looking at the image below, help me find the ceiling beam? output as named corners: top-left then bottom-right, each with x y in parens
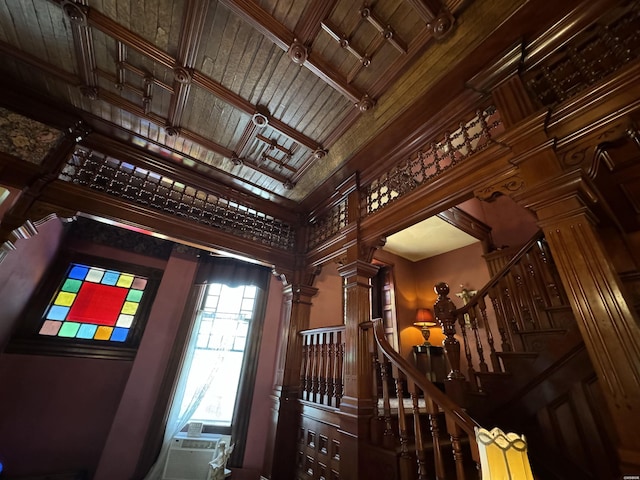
top-left (167, 0), bottom-right (210, 130)
top-left (218, 0), bottom-right (368, 105)
top-left (403, 0), bottom-right (443, 23)
top-left (60, 1), bottom-right (98, 97)
top-left (0, 41), bottom-right (80, 86)
top-left (294, 0), bottom-right (339, 44)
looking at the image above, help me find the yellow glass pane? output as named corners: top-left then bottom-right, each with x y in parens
top-left (94, 326), bottom-right (113, 340)
top-left (121, 301), bottom-right (139, 315)
top-left (116, 274), bottom-right (134, 288)
top-left (54, 291), bottom-right (76, 307)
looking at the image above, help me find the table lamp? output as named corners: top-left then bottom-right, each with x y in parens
top-left (414, 308), bottom-right (437, 346)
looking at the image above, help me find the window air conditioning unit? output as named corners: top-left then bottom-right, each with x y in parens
top-left (162, 433), bottom-right (231, 480)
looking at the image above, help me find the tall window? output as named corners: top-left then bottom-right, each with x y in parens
top-left (151, 257), bottom-right (270, 471)
top-left (181, 282), bottom-right (257, 427)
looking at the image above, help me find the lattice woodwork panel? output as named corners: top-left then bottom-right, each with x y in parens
top-left (525, 6), bottom-right (640, 107)
top-left (58, 147), bottom-right (296, 250)
top-left (307, 199), bottom-right (348, 249)
top-left (363, 105), bottom-right (503, 215)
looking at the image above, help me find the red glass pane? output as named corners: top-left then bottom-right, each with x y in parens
top-left (67, 283), bottom-right (127, 326)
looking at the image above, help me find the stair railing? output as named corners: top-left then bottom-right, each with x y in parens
top-left (435, 231), bottom-right (571, 392)
top-left (366, 318), bottom-right (482, 480)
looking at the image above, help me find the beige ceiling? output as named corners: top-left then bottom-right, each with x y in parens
top-left (383, 216), bottom-right (479, 262)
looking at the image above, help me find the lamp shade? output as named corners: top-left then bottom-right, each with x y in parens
top-left (414, 308), bottom-right (437, 346)
top-left (414, 308), bottom-right (435, 325)
top-left (475, 427), bottom-right (534, 480)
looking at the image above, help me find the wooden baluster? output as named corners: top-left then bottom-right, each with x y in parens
top-left (318, 333), bottom-right (326, 405)
top-left (301, 334), bottom-right (309, 400)
top-left (426, 397), bottom-right (445, 479)
top-left (408, 382), bottom-right (427, 480)
top-left (334, 332), bottom-right (343, 406)
top-left (469, 306), bottom-right (488, 373)
top-left (448, 422), bottom-right (466, 480)
top-left (500, 278), bottom-right (524, 350)
top-left (312, 336), bottom-right (318, 402)
top-left (478, 295), bottom-right (500, 371)
top-left (393, 367), bottom-right (413, 478)
top-left (325, 331), bottom-right (335, 406)
top-left (489, 284), bottom-right (512, 352)
top-left (378, 345), bottom-right (396, 448)
top-left (459, 319), bottom-right (477, 390)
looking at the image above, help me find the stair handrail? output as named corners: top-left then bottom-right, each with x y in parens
top-left (455, 230), bottom-right (544, 317)
top-left (370, 317), bottom-right (482, 464)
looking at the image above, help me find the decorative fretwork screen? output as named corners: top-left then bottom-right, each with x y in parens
top-left (307, 199), bottom-right (348, 250)
top-left (362, 105), bottom-right (503, 216)
top-left (59, 147), bottom-right (296, 250)
top-left (524, 6), bottom-right (640, 107)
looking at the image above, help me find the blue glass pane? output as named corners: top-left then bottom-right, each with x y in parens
top-left (110, 327), bottom-right (129, 342)
top-left (77, 324), bottom-right (98, 339)
top-left (46, 305), bottom-right (70, 321)
top-left (68, 265), bottom-right (89, 280)
top-left (102, 271), bottom-right (120, 286)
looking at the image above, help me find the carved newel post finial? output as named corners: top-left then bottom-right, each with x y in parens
top-left (433, 282), bottom-right (465, 381)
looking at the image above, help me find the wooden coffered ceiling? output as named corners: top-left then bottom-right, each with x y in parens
top-left (0, 0), bottom-right (469, 207)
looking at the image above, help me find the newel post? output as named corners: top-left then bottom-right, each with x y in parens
top-left (433, 282), bottom-right (468, 405)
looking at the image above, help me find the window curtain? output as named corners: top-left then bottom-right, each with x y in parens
top-left (143, 256), bottom-right (271, 479)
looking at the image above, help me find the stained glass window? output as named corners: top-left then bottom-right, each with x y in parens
top-left (39, 263), bottom-right (148, 343)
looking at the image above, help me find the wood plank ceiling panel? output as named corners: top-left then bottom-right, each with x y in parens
top-left (1, 0), bottom-right (77, 74)
top-left (256, 0), bottom-right (306, 32)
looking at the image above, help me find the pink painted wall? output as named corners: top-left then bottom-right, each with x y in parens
top-left (239, 277), bottom-right (283, 476)
top-left (94, 248), bottom-right (198, 480)
top-left (0, 217), bottom-right (64, 351)
top-left (309, 262), bottom-right (343, 328)
top-left (459, 196), bottom-right (539, 249)
top-left (0, 354), bottom-right (131, 478)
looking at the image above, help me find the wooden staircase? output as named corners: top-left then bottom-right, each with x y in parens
top-left (295, 231), bottom-right (625, 479)
top-left (426, 231), bottom-right (621, 479)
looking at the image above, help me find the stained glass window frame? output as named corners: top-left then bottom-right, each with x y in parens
top-left (7, 251), bottom-right (162, 360)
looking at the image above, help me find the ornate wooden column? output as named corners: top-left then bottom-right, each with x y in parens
top-left (264, 274), bottom-right (318, 480)
top-left (337, 259), bottom-right (378, 480)
top-left (514, 170), bottom-right (640, 473)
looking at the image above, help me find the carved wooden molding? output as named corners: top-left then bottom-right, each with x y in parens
top-left (294, 0), bottom-right (339, 44)
top-left (474, 171), bottom-right (526, 202)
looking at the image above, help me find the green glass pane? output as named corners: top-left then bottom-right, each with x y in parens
top-left (61, 278), bottom-right (82, 293)
top-left (126, 289), bottom-right (143, 302)
top-left (58, 322), bottom-right (81, 337)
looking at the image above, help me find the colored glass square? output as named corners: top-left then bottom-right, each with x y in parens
top-left (116, 275), bottom-right (134, 288)
top-left (39, 320), bottom-right (62, 336)
top-left (54, 291), bottom-right (76, 307)
top-left (102, 271), bottom-right (120, 286)
top-left (46, 305), bottom-right (69, 321)
top-left (85, 268), bottom-right (105, 283)
top-left (110, 327), bottom-right (129, 342)
top-left (121, 301), bottom-right (139, 315)
top-left (68, 265), bottom-right (89, 280)
top-left (76, 324), bottom-right (98, 339)
top-left (61, 278), bottom-right (82, 293)
top-left (58, 322), bottom-right (80, 337)
top-left (94, 326), bottom-right (113, 340)
top-left (67, 283), bottom-right (127, 325)
top-left (126, 289), bottom-right (143, 302)
top-left (116, 314), bottom-right (134, 328)
top-left (131, 277), bottom-right (147, 290)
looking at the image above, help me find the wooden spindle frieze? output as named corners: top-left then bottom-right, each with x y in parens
top-left (299, 326), bottom-right (345, 408)
top-left (58, 147), bottom-right (296, 250)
